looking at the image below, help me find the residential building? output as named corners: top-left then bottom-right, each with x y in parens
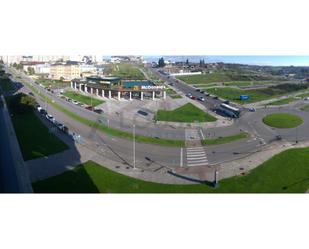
top-left (49, 62), bottom-right (81, 80)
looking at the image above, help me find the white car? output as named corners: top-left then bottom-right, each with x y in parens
top-left (37, 106), bottom-right (42, 112)
top-left (46, 114), bottom-right (56, 123)
top-left (72, 100), bottom-right (79, 105)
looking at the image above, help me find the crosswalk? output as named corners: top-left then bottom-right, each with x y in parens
top-left (186, 147), bottom-right (209, 167)
top-left (185, 129), bottom-right (201, 141)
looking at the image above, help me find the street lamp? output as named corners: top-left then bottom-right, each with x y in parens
top-left (296, 126), bottom-right (298, 144)
top-left (133, 123), bottom-right (136, 169)
top-left (213, 170), bottom-right (219, 188)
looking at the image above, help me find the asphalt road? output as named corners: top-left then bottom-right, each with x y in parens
top-left (6, 65), bottom-right (309, 168)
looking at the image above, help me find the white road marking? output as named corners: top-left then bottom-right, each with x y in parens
top-left (186, 147), bottom-right (209, 167)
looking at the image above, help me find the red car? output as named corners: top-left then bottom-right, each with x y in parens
top-left (191, 96), bottom-right (196, 100)
top-left (85, 106), bottom-right (94, 111)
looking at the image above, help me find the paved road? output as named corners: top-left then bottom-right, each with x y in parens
top-left (6, 66), bottom-right (309, 167)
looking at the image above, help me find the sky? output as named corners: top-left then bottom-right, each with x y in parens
top-left (142, 56), bottom-right (309, 67)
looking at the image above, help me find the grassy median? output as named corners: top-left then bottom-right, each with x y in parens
top-left (263, 113), bottom-right (303, 129)
top-left (267, 97), bottom-right (296, 106)
top-left (33, 146), bottom-right (309, 193)
top-left (202, 132), bottom-right (248, 146)
top-left (155, 103), bottom-right (217, 123)
top-left (63, 91), bottom-right (104, 106)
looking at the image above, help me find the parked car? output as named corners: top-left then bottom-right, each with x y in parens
top-left (137, 110), bottom-right (148, 116)
top-left (204, 92), bottom-right (210, 96)
top-left (72, 100), bottom-right (79, 105)
top-left (197, 96), bottom-right (205, 102)
top-left (39, 109), bottom-right (47, 115)
top-left (213, 96), bottom-right (218, 100)
top-left (37, 106), bottom-right (42, 112)
top-left (85, 106), bottom-right (94, 111)
top-left (56, 123), bottom-right (65, 131)
top-left (191, 96), bottom-right (196, 100)
top-left (196, 89), bottom-right (201, 92)
top-left (223, 100), bottom-right (230, 104)
top-left (28, 92), bottom-right (34, 96)
top-left (248, 107), bottom-right (256, 112)
top-left (186, 93), bottom-right (192, 97)
top-left (94, 108), bottom-right (104, 114)
top-left (200, 90), bottom-right (205, 94)
top-left (46, 114), bottom-right (55, 123)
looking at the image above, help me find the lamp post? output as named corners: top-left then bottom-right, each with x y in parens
top-left (214, 170), bottom-right (219, 188)
top-left (296, 126), bottom-right (298, 144)
top-left (133, 123), bottom-right (136, 169)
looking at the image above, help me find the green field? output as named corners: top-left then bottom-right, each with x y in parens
top-left (33, 146), bottom-right (309, 193)
top-left (263, 113), bottom-right (303, 129)
top-left (155, 103), bottom-right (217, 123)
top-left (63, 91), bottom-right (104, 106)
top-left (177, 73), bottom-right (232, 85)
top-left (268, 97), bottom-right (297, 106)
top-left (176, 70), bottom-right (277, 86)
top-left (104, 64), bottom-right (145, 80)
top-left (202, 132), bottom-right (248, 146)
top-left (6, 95), bottom-right (69, 160)
top-left (206, 87), bottom-right (287, 103)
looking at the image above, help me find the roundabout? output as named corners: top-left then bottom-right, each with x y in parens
top-left (262, 113), bottom-right (303, 129)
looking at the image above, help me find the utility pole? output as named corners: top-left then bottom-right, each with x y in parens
top-left (296, 126), bottom-right (298, 144)
top-left (133, 123), bottom-right (136, 169)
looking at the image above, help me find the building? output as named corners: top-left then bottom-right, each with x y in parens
top-left (0, 55), bottom-right (70, 64)
top-left (49, 62), bottom-right (81, 80)
top-left (70, 78), bottom-right (166, 101)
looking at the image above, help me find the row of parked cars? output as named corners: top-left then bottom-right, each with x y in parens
top-left (37, 106), bottom-right (68, 133)
top-left (57, 94), bottom-right (104, 114)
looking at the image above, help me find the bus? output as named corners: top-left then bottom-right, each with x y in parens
top-left (219, 103), bottom-right (241, 118)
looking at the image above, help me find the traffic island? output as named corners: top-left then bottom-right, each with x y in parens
top-left (262, 113), bottom-right (303, 129)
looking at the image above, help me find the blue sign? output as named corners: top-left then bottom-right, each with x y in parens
top-left (240, 95), bottom-right (250, 100)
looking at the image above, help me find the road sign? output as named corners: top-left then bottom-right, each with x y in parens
top-left (240, 95), bottom-right (250, 100)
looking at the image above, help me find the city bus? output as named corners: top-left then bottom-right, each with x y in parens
top-left (219, 103), bottom-right (241, 118)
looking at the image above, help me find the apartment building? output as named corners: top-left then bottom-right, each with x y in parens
top-left (49, 62), bottom-right (81, 80)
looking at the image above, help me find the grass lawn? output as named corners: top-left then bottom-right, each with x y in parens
top-left (206, 87), bottom-right (287, 103)
top-left (202, 132), bottom-right (248, 146)
top-left (166, 88), bottom-right (182, 99)
top-left (63, 91), bottom-right (104, 106)
top-left (267, 97), bottom-right (296, 106)
top-left (300, 104), bottom-right (309, 111)
top-left (104, 64), bottom-right (145, 80)
top-left (263, 113), bottom-right (303, 129)
top-left (177, 73), bottom-right (232, 85)
top-left (155, 103), bottom-right (217, 123)
top-left (33, 147), bottom-right (309, 193)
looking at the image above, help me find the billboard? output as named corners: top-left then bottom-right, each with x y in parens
top-left (240, 95), bottom-right (250, 100)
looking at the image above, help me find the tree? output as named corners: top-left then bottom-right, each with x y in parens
top-left (158, 57), bottom-right (165, 68)
top-left (27, 67), bottom-right (35, 75)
